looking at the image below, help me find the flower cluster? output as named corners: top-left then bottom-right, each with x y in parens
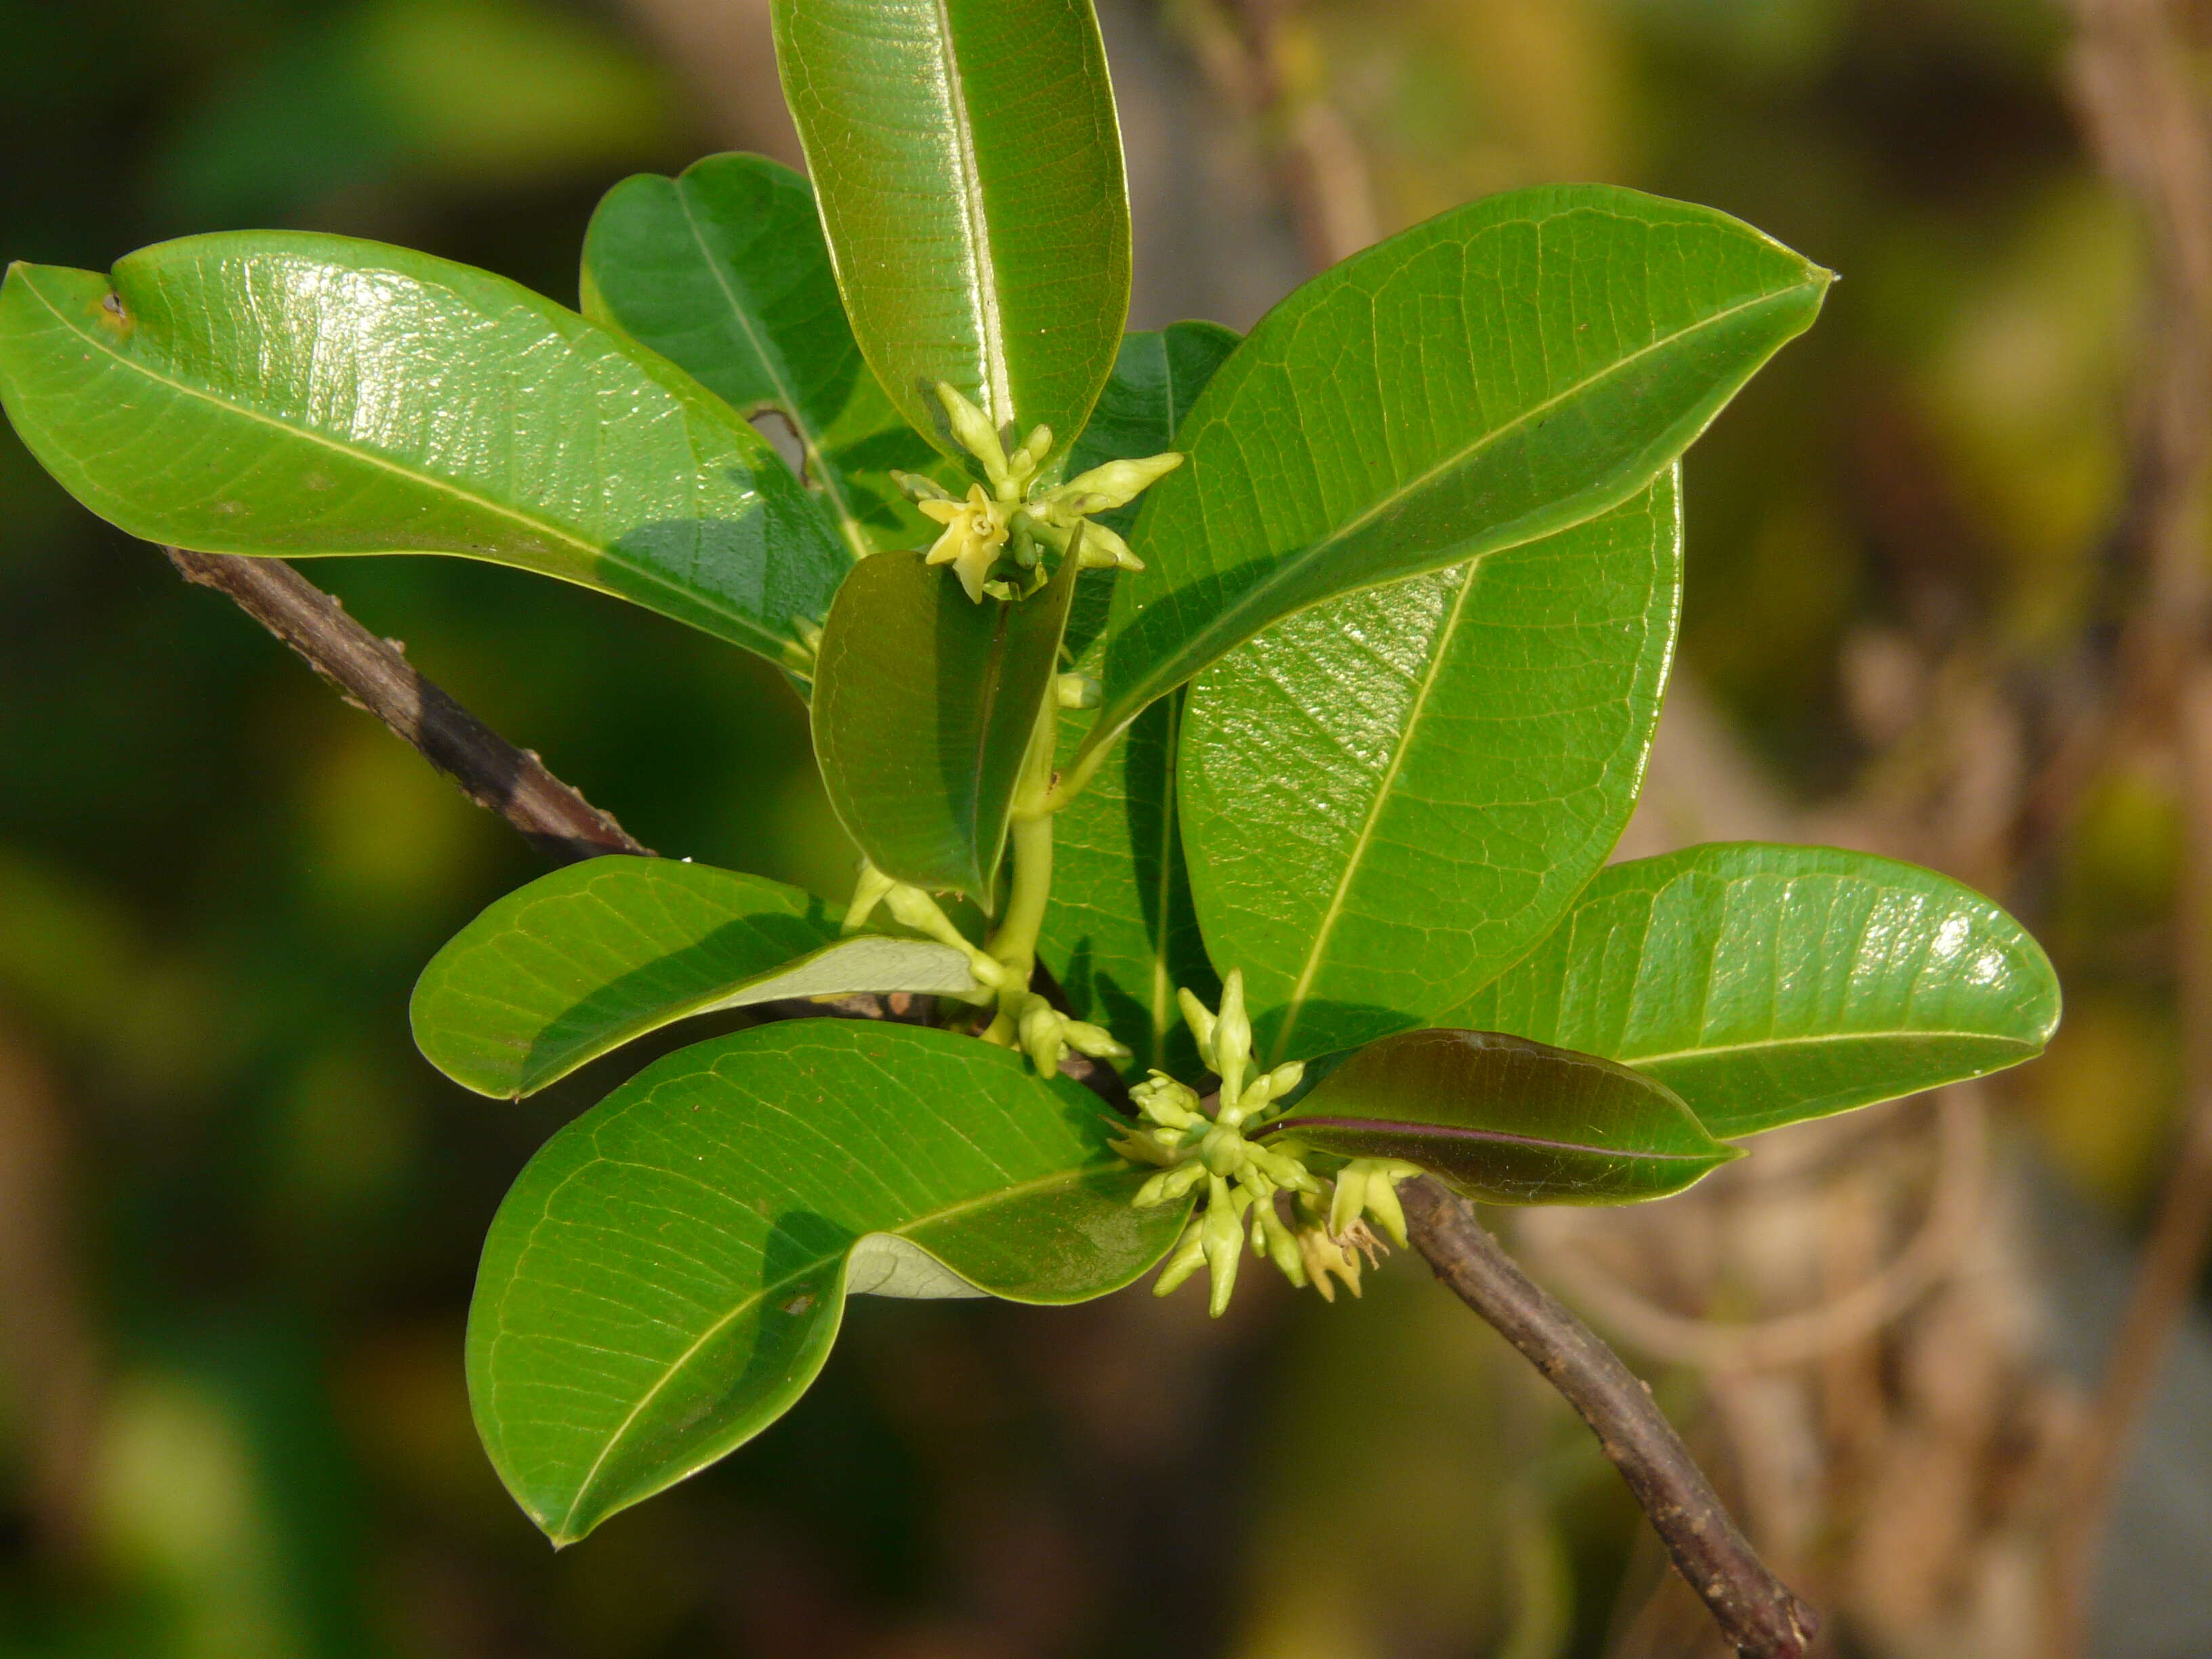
top-left (1109, 971), bottom-right (1421, 1315)
top-left (898, 384), bottom-right (1182, 602)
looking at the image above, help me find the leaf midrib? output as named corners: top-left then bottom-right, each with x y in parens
top-left (21, 266), bottom-right (778, 653)
top-left (1279, 1115), bottom-right (1720, 1162)
top-left (1089, 277), bottom-right (1819, 756)
top-left (928, 0), bottom-right (1012, 423)
top-left (1271, 561), bottom-right (1483, 1063)
top-left (1622, 1026), bottom-right (2041, 1069)
top-left (543, 1153), bottom-right (1132, 1536)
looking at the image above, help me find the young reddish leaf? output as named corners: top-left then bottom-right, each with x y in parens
top-left (1267, 1027), bottom-right (1738, 1205)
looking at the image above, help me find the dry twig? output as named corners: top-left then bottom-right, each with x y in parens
top-left (163, 548), bottom-right (650, 865)
top-left (1401, 1177), bottom-right (1820, 1659)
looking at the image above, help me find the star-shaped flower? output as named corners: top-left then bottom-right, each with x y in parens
top-left (918, 483), bottom-right (1010, 602)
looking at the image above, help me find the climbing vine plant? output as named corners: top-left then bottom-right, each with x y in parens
top-left (0, 0), bottom-right (2055, 1621)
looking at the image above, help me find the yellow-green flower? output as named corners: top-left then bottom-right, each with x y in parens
top-left (919, 483), bottom-right (1010, 602)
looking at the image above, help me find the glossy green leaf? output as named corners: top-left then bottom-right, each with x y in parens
top-left (1044, 325), bottom-right (1240, 1067)
top-left (770, 0), bottom-right (1132, 463)
top-left (0, 235), bottom-right (848, 662)
top-left (1267, 1027), bottom-right (1737, 1204)
top-left (580, 152), bottom-right (943, 560)
top-left (1183, 471), bottom-right (1681, 1067)
top-left (411, 856), bottom-right (976, 1099)
top-left (469, 1019), bottom-right (1185, 1543)
top-left (1076, 185), bottom-right (1829, 771)
top-left (1447, 843), bottom-right (2063, 1139)
top-left (813, 550), bottom-right (1082, 901)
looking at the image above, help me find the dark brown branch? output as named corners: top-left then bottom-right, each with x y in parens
top-left (1400, 1176), bottom-right (1819, 1659)
top-left (163, 548), bottom-right (650, 865)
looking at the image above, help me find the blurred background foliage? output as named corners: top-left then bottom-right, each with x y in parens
top-left (0, 0), bottom-right (2205, 1654)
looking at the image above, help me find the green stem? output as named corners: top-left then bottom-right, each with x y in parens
top-left (987, 697), bottom-right (1061, 994)
top-left (989, 813), bottom-right (1054, 991)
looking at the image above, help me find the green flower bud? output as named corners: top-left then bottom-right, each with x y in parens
top-left (1020, 993), bottom-right (1065, 1076)
top-left (1176, 987), bottom-right (1218, 1069)
top-left (1131, 1070), bottom-right (1204, 1128)
top-left (1050, 451), bottom-right (1183, 512)
top-left (935, 382), bottom-right (1008, 483)
top-left (882, 883), bottom-right (1008, 988)
top-left (1134, 1160), bottom-right (1208, 1210)
top-left (1152, 1217), bottom-right (1207, 1298)
top-left (890, 469), bottom-right (954, 504)
top-left (1104, 1121), bottom-right (1178, 1167)
top-left (1202, 1177), bottom-right (1246, 1317)
top-left (1072, 518), bottom-right (1142, 572)
top-left (1061, 1019), bottom-right (1131, 1061)
top-left (1005, 424), bottom-right (1053, 482)
top-left (1214, 970), bottom-right (1252, 1114)
top-left (1055, 673), bottom-right (1103, 709)
top-left (1254, 1195), bottom-right (1307, 1288)
top-left (1199, 1122), bottom-right (1247, 1178)
top-left (842, 861), bottom-right (899, 933)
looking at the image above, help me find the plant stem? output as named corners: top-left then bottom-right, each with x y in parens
top-left (164, 548), bottom-right (649, 864)
top-left (1399, 1176), bottom-right (1819, 1659)
top-left (989, 813), bottom-right (1054, 983)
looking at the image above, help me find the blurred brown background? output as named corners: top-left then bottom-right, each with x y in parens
top-left (1, 0), bottom-right (2209, 1654)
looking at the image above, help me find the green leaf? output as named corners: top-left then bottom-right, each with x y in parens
top-left (1267, 1027), bottom-right (1738, 1204)
top-left (1044, 325), bottom-right (1240, 1067)
top-left (469, 1019), bottom-right (1185, 1543)
top-left (0, 236), bottom-right (850, 662)
top-left (813, 550), bottom-right (1082, 901)
top-left (1076, 185), bottom-right (1829, 771)
top-left (1446, 843), bottom-right (2063, 1139)
top-left (1183, 471), bottom-right (1681, 1067)
top-left (580, 152), bottom-right (944, 560)
top-left (770, 0), bottom-right (1132, 463)
top-left (410, 856), bottom-right (976, 1099)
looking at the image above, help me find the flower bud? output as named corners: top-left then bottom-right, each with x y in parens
top-left (1201, 1179), bottom-right (1246, 1317)
top-left (1052, 451), bottom-right (1183, 511)
top-left (935, 382), bottom-right (1008, 481)
top-left (1131, 1070), bottom-right (1204, 1128)
top-left (843, 861), bottom-right (897, 933)
top-left (1020, 994), bottom-right (1065, 1076)
top-left (1152, 1217), bottom-right (1207, 1297)
top-left (1061, 1019), bottom-right (1131, 1061)
top-left (1176, 987), bottom-right (1218, 1068)
top-left (1213, 970), bottom-right (1252, 1112)
top-left (1056, 673), bottom-right (1103, 710)
top-left (1006, 424), bottom-right (1053, 480)
top-left (1073, 519), bottom-right (1142, 571)
top-left (1134, 1160), bottom-right (1207, 1210)
top-left (890, 469), bottom-right (953, 504)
